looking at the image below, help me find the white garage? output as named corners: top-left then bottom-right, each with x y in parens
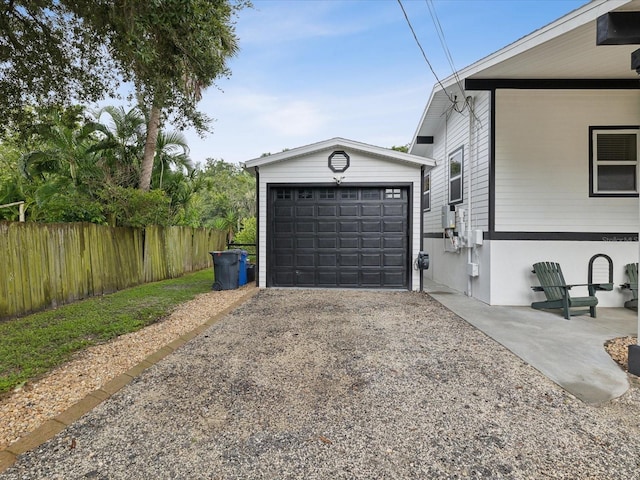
top-left (244, 138), bottom-right (435, 290)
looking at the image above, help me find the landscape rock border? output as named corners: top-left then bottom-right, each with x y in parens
top-left (0, 285), bottom-right (258, 472)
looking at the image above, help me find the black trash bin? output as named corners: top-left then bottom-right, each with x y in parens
top-left (210, 250), bottom-right (240, 290)
top-left (247, 263), bottom-right (256, 283)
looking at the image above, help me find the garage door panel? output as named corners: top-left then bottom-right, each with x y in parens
top-left (269, 186), bottom-right (408, 289)
top-left (339, 222), bottom-right (358, 233)
top-left (273, 271), bottom-right (294, 284)
top-left (318, 205), bottom-right (337, 217)
top-left (296, 237), bottom-right (314, 249)
top-left (383, 253), bottom-right (404, 267)
top-left (383, 271), bottom-right (405, 286)
top-left (361, 254), bottom-right (381, 266)
top-left (339, 253), bottom-right (359, 266)
top-left (361, 205), bottom-right (381, 216)
top-left (296, 254), bottom-right (315, 266)
top-left (339, 271), bottom-right (359, 286)
top-left (296, 205), bottom-right (315, 217)
top-left (318, 237), bottom-right (337, 249)
top-left (274, 253), bottom-right (294, 267)
top-left (296, 222), bottom-right (315, 233)
top-left (339, 237), bottom-right (358, 249)
top-left (383, 220), bottom-right (405, 233)
top-left (274, 222), bottom-right (293, 234)
top-left (296, 271), bottom-right (316, 285)
top-left (339, 205), bottom-right (358, 216)
top-left (318, 254), bottom-right (337, 266)
top-left (383, 204), bottom-right (405, 216)
top-left (383, 237), bottom-right (405, 249)
top-left (361, 271), bottom-right (382, 286)
top-left (273, 236), bottom-right (294, 249)
top-left (275, 206), bottom-right (293, 217)
top-left (362, 221), bottom-right (381, 233)
top-left (318, 221), bottom-right (337, 233)
top-left (361, 236), bottom-right (381, 249)
top-left (318, 272), bottom-right (337, 285)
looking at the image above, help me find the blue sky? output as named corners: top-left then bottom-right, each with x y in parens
top-left (177, 0), bottom-right (589, 165)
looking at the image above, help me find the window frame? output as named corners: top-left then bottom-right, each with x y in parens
top-left (448, 146), bottom-right (464, 205)
top-left (589, 126), bottom-right (639, 198)
top-left (423, 171), bottom-right (431, 212)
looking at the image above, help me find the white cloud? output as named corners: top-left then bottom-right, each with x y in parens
top-left (238, 1), bottom-right (392, 46)
top-left (259, 100), bottom-right (328, 136)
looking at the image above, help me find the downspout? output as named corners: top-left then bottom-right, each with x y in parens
top-left (467, 96), bottom-right (475, 298)
top-left (420, 165), bottom-right (425, 292)
top-left (255, 166), bottom-right (260, 287)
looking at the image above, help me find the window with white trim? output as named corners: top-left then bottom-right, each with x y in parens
top-left (590, 127), bottom-right (639, 197)
top-left (449, 147), bottom-right (463, 204)
top-left (423, 171), bottom-right (431, 211)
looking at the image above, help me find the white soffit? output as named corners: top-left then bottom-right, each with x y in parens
top-left (410, 0), bottom-right (639, 156)
top-left (460, 0), bottom-right (638, 82)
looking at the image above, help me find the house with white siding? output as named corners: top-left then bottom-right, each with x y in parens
top-left (244, 138), bottom-right (435, 290)
top-left (411, 0), bottom-right (640, 307)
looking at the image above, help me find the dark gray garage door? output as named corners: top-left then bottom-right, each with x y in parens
top-left (269, 186), bottom-right (409, 288)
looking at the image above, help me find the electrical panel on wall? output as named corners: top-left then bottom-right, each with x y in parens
top-left (441, 205), bottom-right (456, 229)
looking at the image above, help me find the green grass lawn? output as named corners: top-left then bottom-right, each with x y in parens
top-left (0, 268), bottom-right (214, 395)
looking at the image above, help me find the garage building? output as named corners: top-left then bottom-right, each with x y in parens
top-left (244, 138), bottom-right (435, 290)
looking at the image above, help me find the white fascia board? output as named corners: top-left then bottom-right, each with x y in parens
top-left (244, 137), bottom-right (435, 170)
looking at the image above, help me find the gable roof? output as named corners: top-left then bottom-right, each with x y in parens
top-left (244, 137), bottom-right (436, 170)
top-left (411, 0), bottom-right (639, 157)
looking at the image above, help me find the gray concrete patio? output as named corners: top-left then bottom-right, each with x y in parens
top-left (424, 278), bottom-right (638, 404)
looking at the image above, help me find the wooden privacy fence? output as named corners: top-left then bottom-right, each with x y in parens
top-left (0, 222), bottom-right (226, 319)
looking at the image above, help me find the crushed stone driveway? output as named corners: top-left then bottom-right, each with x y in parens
top-left (3, 289), bottom-right (640, 479)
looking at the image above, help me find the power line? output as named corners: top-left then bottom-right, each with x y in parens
top-left (396, 0), bottom-right (454, 104)
top-left (426, 0), bottom-right (480, 119)
top-left (425, 0), bottom-right (458, 83)
top-left (425, 0), bottom-right (476, 119)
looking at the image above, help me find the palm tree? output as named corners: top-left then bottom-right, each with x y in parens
top-left (17, 110), bottom-right (106, 222)
top-left (212, 210), bottom-right (240, 245)
top-left (90, 106), bottom-right (146, 188)
top-left (19, 113), bottom-right (101, 186)
top-left (152, 130), bottom-right (192, 190)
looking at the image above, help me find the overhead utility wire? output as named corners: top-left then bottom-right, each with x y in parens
top-left (425, 0), bottom-right (458, 83)
top-left (424, 0), bottom-right (481, 122)
top-left (425, 0), bottom-right (464, 101)
top-left (396, 0), bottom-right (455, 105)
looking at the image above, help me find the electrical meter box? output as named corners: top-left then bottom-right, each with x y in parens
top-left (441, 205), bottom-right (456, 229)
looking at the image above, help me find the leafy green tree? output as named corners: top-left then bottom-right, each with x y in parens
top-left (391, 145), bottom-right (409, 153)
top-left (0, 2), bottom-right (117, 127)
top-left (2, 0), bottom-right (248, 194)
top-left (84, 0), bottom-right (247, 191)
top-left (15, 108), bottom-right (109, 223)
top-left (234, 216), bottom-right (256, 258)
top-left (99, 187), bottom-right (172, 228)
top-left (194, 159), bottom-right (255, 228)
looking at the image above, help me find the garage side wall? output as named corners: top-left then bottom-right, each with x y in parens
top-left (256, 150), bottom-right (424, 290)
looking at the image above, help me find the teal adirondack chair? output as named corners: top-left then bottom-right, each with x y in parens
top-left (621, 263), bottom-right (638, 310)
top-left (531, 262), bottom-right (601, 319)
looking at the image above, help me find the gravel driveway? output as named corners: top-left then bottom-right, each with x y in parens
top-left (2, 289), bottom-right (639, 479)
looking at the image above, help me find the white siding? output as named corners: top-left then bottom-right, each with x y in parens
top-left (489, 240), bottom-right (637, 307)
top-left (421, 91), bottom-right (492, 299)
top-left (495, 89), bottom-right (640, 232)
top-left (256, 149), bottom-right (423, 290)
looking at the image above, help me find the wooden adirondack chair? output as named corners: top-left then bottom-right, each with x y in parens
top-left (621, 263), bottom-right (638, 310)
top-left (531, 262), bottom-right (602, 319)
